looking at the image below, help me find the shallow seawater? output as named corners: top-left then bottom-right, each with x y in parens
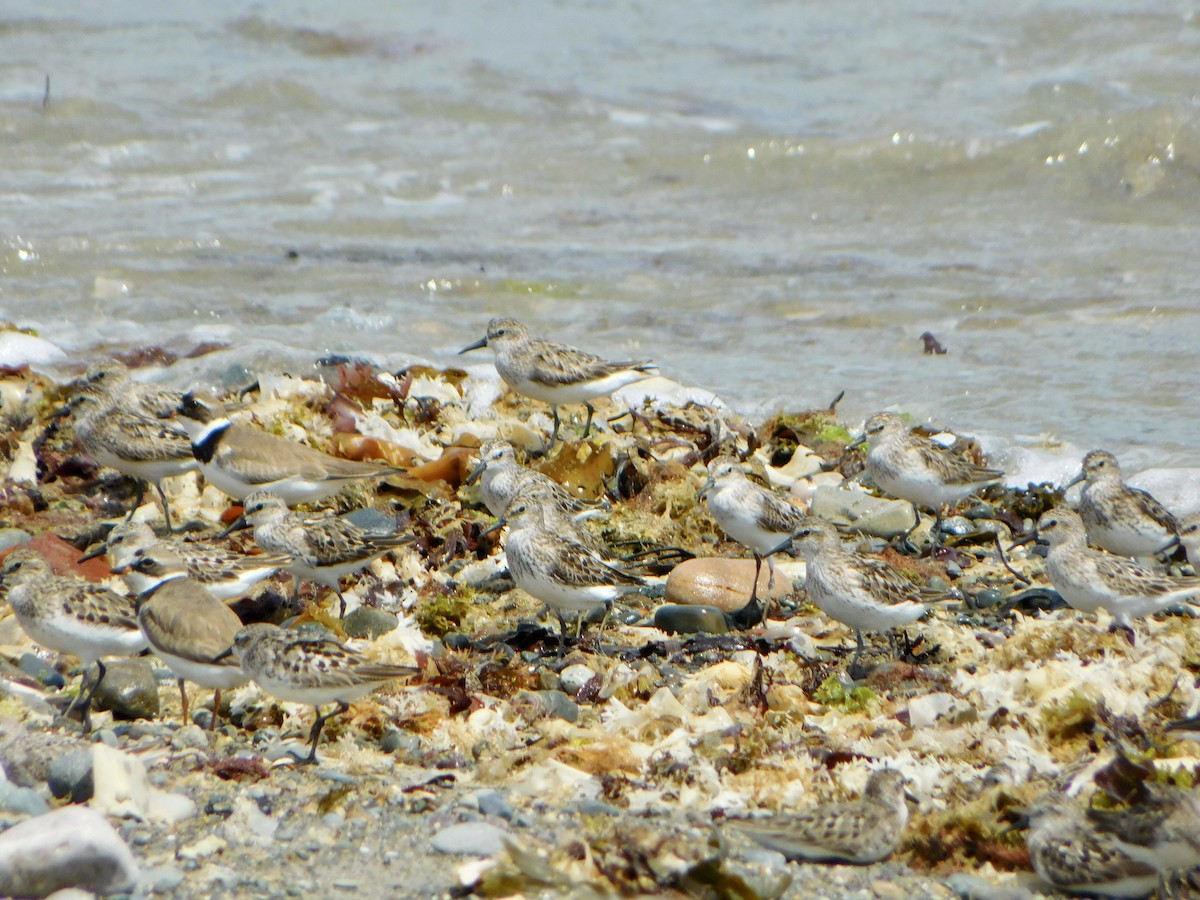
top-left (1, 1), bottom-right (1198, 465)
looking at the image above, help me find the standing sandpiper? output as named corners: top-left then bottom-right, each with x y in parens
top-left (459, 318), bottom-right (657, 446)
top-left (853, 411), bottom-right (1003, 548)
top-left (1066, 450), bottom-right (1180, 558)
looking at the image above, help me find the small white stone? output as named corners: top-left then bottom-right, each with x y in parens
top-left (559, 664), bottom-right (595, 696)
top-left (179, 834), bottom-right (227, 860)
top-left (908, 692), bottom-right (957, 728)
top-left (0, 331), bottom-right (66, 368)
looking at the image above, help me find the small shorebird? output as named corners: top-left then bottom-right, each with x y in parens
top-left (502, 499), bottom-right (645, 640)
top-left (240, 490), bottom-right (415, 617)
top-left (1021, 792), bottom-right (1158, 899)
top-left (771, 518), bottom-right (938, 674)
top-left (82, 520), bottom-right (291, 602)
top-left (175, 392), bottom-right (403, 505)
top-left (1088, 782), bottom-right (1200, 886)
top-left (222, 622), bottom-right (416, 764)
top-left (68, 391), bottom-right (197, 531)
top-left (853, 412), bottom-right (1003, 546)
top-left (699, 455), bottom-right (808, 624)
top-left (1035, 507), bottom-right (1200, 643)
top-left (128, 546), bottom-right (247, 729)
top-left (731, 769), bottom-right (911, 864)
top-left (75, 359), bottom-right (185, 420)
top-left (0, 549), bottom-right (147, 728)
top-left (458, 318), bottom-right (657, 446)
top-left (1065, 450), bottom-right (1180, 558)
top-left (466, 438), bottom-right (607, 522)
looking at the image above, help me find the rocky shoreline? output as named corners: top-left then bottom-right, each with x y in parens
top-left (0, 342), bottom-right (1198, 899)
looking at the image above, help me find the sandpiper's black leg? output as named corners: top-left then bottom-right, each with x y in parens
top-left (302, 700), bottom-right (350, 764)
top-left (847, 631), bottom-right (869, 680)
top-left (155, 481), bottom-right (176, 532)
top-left (582, 402), bottom-right (596, 439)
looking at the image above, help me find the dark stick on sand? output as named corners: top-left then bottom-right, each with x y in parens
top-left (42, 75), bottom-right (50, 110)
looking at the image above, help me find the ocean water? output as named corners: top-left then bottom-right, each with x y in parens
top-left (2, 1), bottom-right (1198, 469)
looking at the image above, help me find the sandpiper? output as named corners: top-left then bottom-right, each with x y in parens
top-left (0, 549), bottom-right (147, 727)
top-left (502, 499), bottom-right (645, 640)
top-left (466, 438), bottom-right (607, 522)
top-left (1022, 792), bottom-right (1158, 898)
top-left (1065, 450), bottom-right (1180, 558)
top-left (128, 545), bottom-right (247, 729)
top-left (853, 412), bottom-right (1003, 546)
top-left (772, 518), bottom-right (938, 674)
top-left (76, 359), bottom-right (185, 420)
top-left (699, 455), bottom-right (808, 624)
top-left (732, 769), bottom-right (911, 864)
top-left (458, 318), bottom-right (657, 446)
top-left (82, 519), bottom-right (291, 602)
top-left (1035, 507), bottom-right (1200, 643)
top-left (239, 490), bottom-right (416, 617)
top-left (224, 622), bottom-right (416, 763)
top-left (1088, 781), bottom-right (1200, 885)
top-left (175, 392), bottom-right (403, 505)
top-left (68, 391), bottom-right (197, 531)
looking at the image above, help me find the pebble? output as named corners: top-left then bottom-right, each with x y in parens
top-left (945, 872), bottom-right (1036, 900)
top-left (341, 507), bottom-right (398, 533)
top-left (431, 822), bottom-right (508, 856)
top-left (342, 606), bottom-right (399, 639)
top-left (92, 659), bottom-right (160, 720)
top-left (17, 652), bottom-right (64, 689)
top-left (512, 690), bottom-right (579, 723)
top-left (46, 749), bottom-right (94, 803)
top-left (810, 483), bottom-right (917, 538)
top-left (0, 806), bottom-right (140, 898)
top-left (475, 790), bottom-right (514, 821)
top-left (0, 773), bottom-right (49, 817)
top-left (664, 558), bottom-right (791, 613)
top-left (179, 834), bottom-right (227, 860)
top-left (0, 726), bottom-right (90, 787)
top-left (0, 330), bottom-right (67, 367)
top-left (558, 664), bottom-right (594, 696)
top-left (972, 589), bottom-right (1004, 609)
top-left (381, 729), bottom-right (424, 757)
top-left (653, 604), bottom-right (730, 635)
top-left (138, 865), bottom-right (186, 893)
top-left (171, 724), bottom-right (210, 751)
top-left (0, 527), bottom-right (31, 553)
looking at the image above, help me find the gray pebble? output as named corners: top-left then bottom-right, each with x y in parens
top-left (0, 777), bottom-right (49, 817)
top-left (138, 865), bottom-right (186, 893)
top-left (945, 872), bottom-right (1035, 900)
top-left (342, 606), bottom-right (399, 639)
top-left (476, 790), bottom-right (514, 821)
top-left (18, 653), bottom-right (64, 689)
top-left (431, 822), bottom-right (508, 856)
top-left (92, 660), bottom-right (160, 721)
top-left (973, 589), bottom-right (1004, 609)
top-left (653, 604), bottom-right (730, 635)
top-left (0, 527), bottom-right (31, 553)
top-left (0, 806), bottom-right (139, 897)
top-left (381, 730), bottom-right (422, 756)
top-left (172, 724), bottom-right (210, 751)
top-left (342, 507), bottom-right (397, 534)
top-left (46, 750), bottom-right (94, 803)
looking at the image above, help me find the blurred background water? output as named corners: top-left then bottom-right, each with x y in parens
top-left (2, 1), bottom-right (1198, 467)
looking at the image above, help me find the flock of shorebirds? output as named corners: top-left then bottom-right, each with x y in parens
top-left (3, 315), bottom-right (1200, 895)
